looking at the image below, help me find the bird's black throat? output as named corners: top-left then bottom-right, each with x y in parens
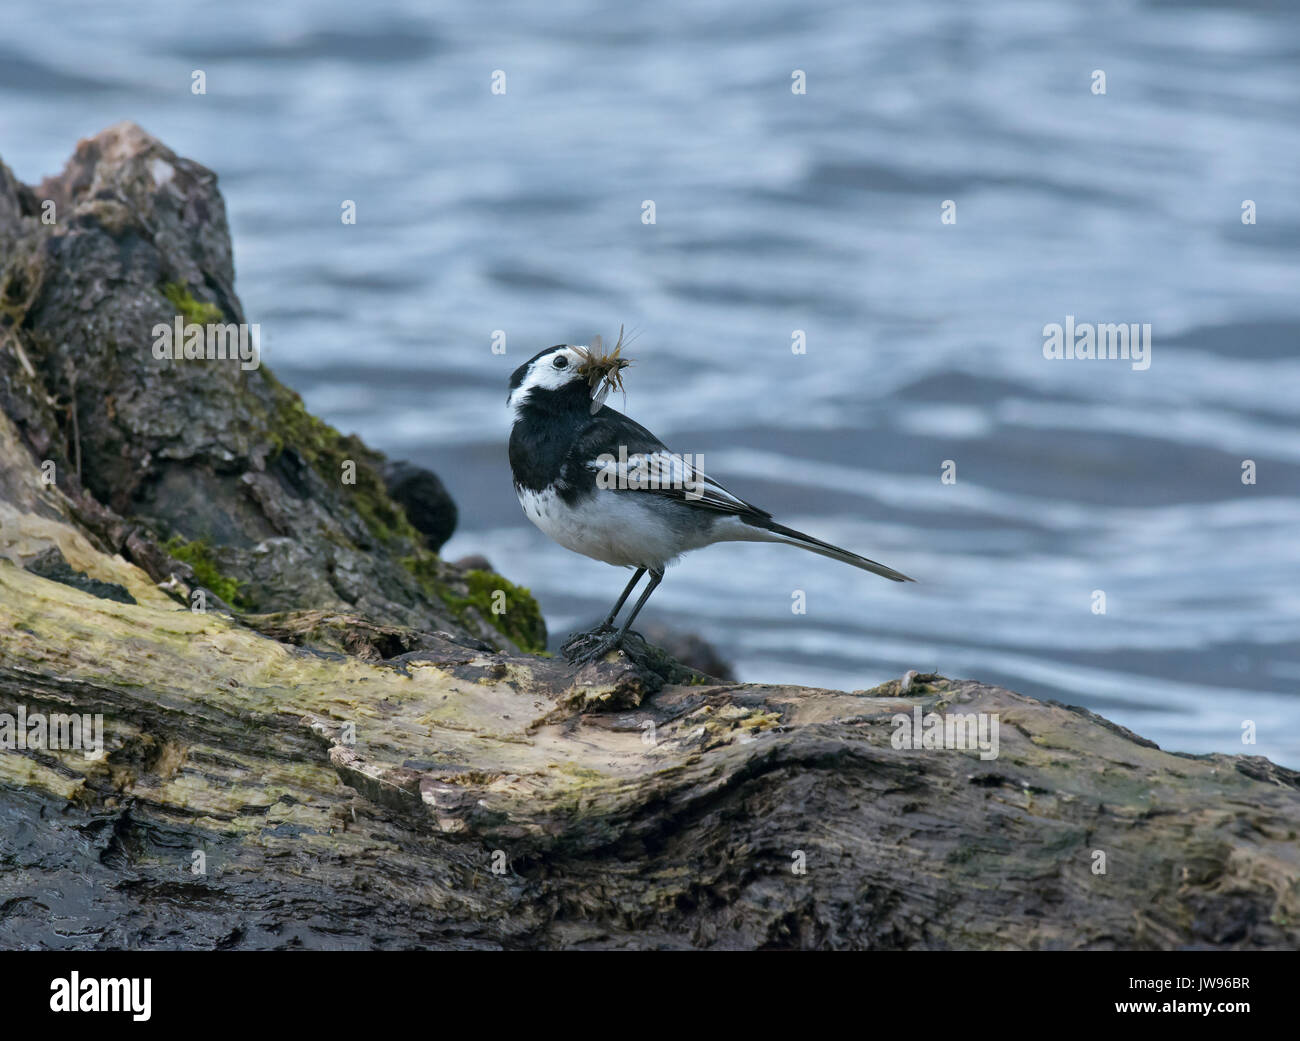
top-left (509, 382), bottom-right (598, 495)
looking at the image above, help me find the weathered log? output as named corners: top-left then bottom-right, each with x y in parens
top-left (2, 555), bottom-right (1298, 949)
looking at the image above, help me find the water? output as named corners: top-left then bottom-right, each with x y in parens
top-left (3, 0), bottom-right (1298, 764)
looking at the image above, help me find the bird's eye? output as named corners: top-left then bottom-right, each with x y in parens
top-left (552, 355), bottom-right (568, 369)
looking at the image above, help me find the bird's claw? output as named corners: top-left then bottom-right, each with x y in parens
top-left (561, 629), bottom-right (624, 666)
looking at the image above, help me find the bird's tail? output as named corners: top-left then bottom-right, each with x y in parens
top-left (745, 517), bottom-right (915, 582)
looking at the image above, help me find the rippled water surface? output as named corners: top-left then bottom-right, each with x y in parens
top-left (4, 0), bottom-right (1298, 763)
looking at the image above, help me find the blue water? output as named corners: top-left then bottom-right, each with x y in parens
top-left (3, 0), bottom-right (1298, 764)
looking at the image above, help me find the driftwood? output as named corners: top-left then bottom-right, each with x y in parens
top-left (3, 555), bottom-right (1299, 949)
top-left (1, 125), bottom-right (1298, 950)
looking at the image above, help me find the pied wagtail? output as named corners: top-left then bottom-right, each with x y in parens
top-left (507, 337), bottom-right (914, 665)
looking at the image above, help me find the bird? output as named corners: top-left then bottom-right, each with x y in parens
top-left (507, 336), bottom-right (914, 665)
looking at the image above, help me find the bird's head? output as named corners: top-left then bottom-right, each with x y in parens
top-left (507, 331), bottom-right (631, 418)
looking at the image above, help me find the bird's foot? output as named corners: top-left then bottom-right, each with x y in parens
top-left (561, 628), bottom-right (625, 666)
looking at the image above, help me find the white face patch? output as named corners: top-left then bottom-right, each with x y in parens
top-left (508, 345), bottom-right (590, 417)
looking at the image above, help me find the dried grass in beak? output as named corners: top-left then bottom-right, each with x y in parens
top-left (577, 325), bottom-right (632, 415)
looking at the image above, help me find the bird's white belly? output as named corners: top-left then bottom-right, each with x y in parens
top-left (516, 486), bottom-right (694, 569)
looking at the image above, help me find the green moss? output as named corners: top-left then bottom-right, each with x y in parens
top-left (164, 536), bottom-right (252, 610)
top-left (404, 555), bottom-right (545, 653)
top-left (161, 282), bottom-right (224, 325)
top-left (260, 374), bottom-right (421, 549)
top-left (401, 551), bottom-right (442, 592)
top-left (463, 569), bottom-right (546, 652)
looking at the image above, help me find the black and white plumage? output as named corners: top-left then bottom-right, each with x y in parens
top-left (507, 343), bottom-right (913, 664)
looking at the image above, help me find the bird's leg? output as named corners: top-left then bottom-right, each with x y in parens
top-left (599, 567), bottom-right (646, 630)
top-left (616, 568), bottom-right (662, 635)
top-left (568, 569), bottom-right (664, 666)
top-left (560, 568), bottom-right (647, 658)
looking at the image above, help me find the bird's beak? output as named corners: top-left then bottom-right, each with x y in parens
top-left (574, 332), bottom-right (631, 415)
top-left (571, 346), bottom-right (608, 414)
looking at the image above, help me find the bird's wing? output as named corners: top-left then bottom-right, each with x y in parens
top-left (571, 410), bottom-right (771, 518)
